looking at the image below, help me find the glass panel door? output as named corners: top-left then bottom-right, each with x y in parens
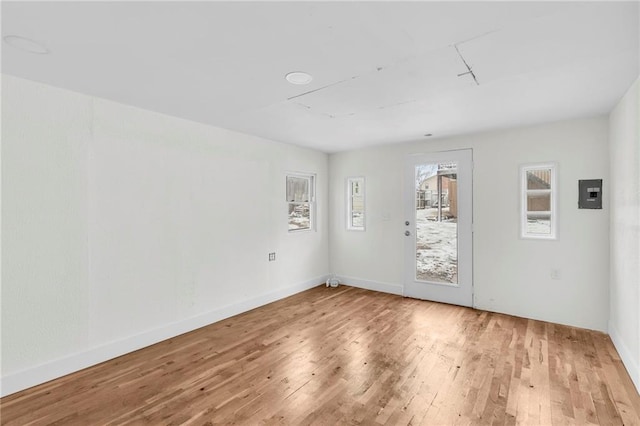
top-left (415, 162), bottom-right (458, 284)
top-left (404, 149), bottom-right (473, 307)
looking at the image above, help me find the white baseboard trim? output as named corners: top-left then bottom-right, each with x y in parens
top-left (609, 321), bottom-right (640, 394)
top-left (0, 275), bottom-right (328, 397)
top-left (336, 275), bottom-right (403, 296)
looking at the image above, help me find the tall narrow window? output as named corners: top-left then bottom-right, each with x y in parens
top-left (286, 173), bottom-right (315, 232)
top-left (521, 163), bottom-right (557, 239)
top-left (347, 177), bottom-right (365, 231)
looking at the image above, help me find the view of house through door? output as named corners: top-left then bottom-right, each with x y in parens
top-left (404, 149), bottom-right (473, 307)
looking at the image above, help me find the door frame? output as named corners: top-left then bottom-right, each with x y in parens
top-left (403, 149), bottom-right (474, 307)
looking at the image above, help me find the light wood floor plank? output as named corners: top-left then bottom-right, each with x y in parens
top-left (2, 285), bottom-right (639, 425)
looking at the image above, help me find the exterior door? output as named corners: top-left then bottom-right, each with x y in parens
top-left (404, 149), bottom-right (473, 307)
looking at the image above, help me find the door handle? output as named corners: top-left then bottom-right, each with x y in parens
top-left (405, 231), bottom-right (411, 236)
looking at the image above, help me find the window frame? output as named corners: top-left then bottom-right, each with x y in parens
top-left (346, 176), bottom-right (366, 231)
top-left (286, 172), bottom-right (316, 233)
top-left (520, 162), bottom-right (557, 240)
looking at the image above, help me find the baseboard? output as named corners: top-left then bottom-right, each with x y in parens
top-left (0, 275), bottom-right (328, 397)
top-left (609, 320), bottom-right (640, 394)
top-left (336, 275), bottom-right (403, 296)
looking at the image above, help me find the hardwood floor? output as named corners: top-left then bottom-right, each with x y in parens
top-left (2, 285), bottom-right (639, 425)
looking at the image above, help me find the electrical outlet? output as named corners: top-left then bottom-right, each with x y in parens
top-left (268, 252), bottom-right (276, 261)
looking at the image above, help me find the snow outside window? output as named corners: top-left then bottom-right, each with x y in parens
top-left (347, 177), bottom-right (365, 231)
top-left (520, 163), bottom-right (557, 239)
top-left (287, 173), bottom-right (315, 232)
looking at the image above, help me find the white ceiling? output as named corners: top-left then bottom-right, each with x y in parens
top-left (2, 1), bottom-right (638, 153)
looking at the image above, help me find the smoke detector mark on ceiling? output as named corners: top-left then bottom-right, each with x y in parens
top-left (285, 71), bottom-right (313, 85)
top-left (454, 45), bottom-right (479, 85)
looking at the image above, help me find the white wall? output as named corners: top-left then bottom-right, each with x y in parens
top-left (329, 117), bottom-right (610, 332)
top-left (608, 76), bottom-right (640, 392)
top-left (2, 75), bottom-right (92, 380)
top-left (1, 75), bottom-right (329, 396)
top-left (1, 73), bottom-right (627, 397)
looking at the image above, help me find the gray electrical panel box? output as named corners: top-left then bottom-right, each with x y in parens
top-left (578, 179), bottom-right (603, 209)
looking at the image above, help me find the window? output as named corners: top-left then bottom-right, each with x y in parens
top-left (286, 173), bottom-right (315, 232)
top-left (347, 177), bottom-right (365, 231)
top-left (520, 163), bottom-right (557, 239)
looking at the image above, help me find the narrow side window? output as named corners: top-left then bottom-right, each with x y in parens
top-left (347, 177), bottom-right (365, 231)
top-left (287, 173), bottom-right (315, 232)
top-left (520, 163), bottom-right (557, 239)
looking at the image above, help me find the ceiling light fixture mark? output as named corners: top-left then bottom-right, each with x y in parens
top-left (287, 75), bottom-right (360, 101)
top-left (3, 35), bottom-right (50, 54)
top-left (285, 71), bottom-right (313, 85)
top-left (454, 45), bottom-right (479, 86)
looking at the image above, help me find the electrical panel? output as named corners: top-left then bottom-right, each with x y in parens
top-left (578, 179), bottom-right (603, 209)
